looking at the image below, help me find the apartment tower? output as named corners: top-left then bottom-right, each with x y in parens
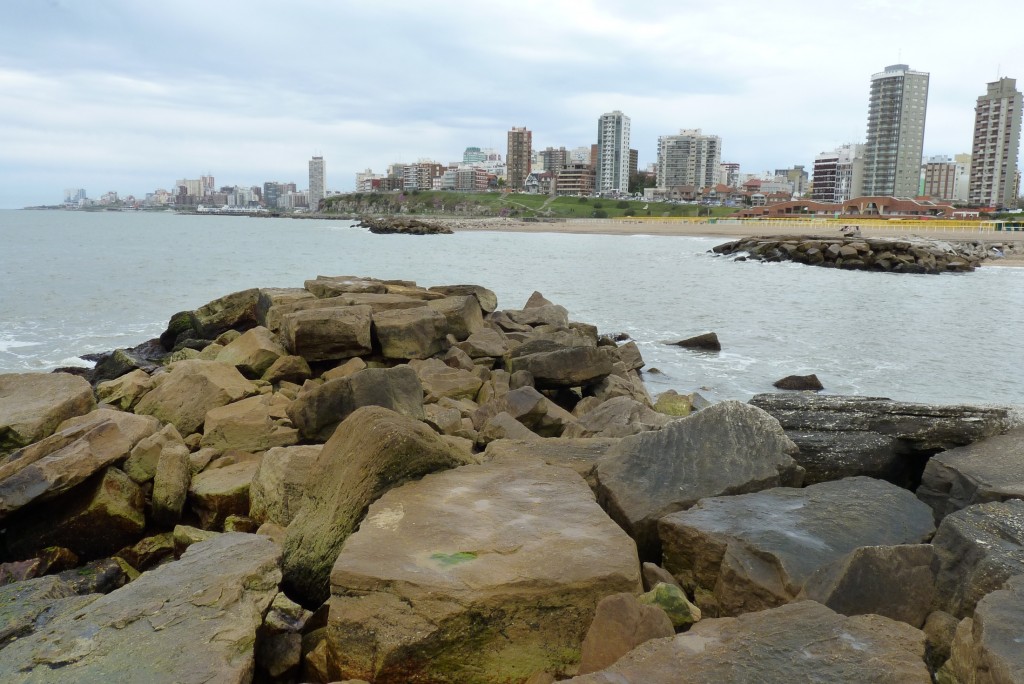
top-left (596, 111), bottom-right (631, 193)
top-left (861, 64), bottom-right (930, 198)
top-left (657, 129), bottom-right (722, 190)
top-left (813, 144), bottom-right (864, 203)
top-left (968, 77), bottom-right (1022, 208)
top-left (308, 156), bottom-right (325, 211)
top-left (506, 127), bottom-right (532, 191)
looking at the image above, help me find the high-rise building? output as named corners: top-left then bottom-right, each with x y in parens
top-left (596, 111), bottom-right (631, 194)
top-left (506, 127), bottom-right (532, 191)
top-left (813, 144), bottom-right (865, 203)
top-left (923, 155), bottom-right (971, 203)
top-left (968, 77), bottom-right (1022, 208)
top-left (539, 147), bottom-right (568, 174)
top-left (861, 64), bottom-right (930, 198)
top-left (308, 156), bottom-right (325, 210)
top-left (656, 129), bottom-right (721, 190)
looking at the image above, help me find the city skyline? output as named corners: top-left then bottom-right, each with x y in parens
top-left (2, 1), bottom-right (1023, 208)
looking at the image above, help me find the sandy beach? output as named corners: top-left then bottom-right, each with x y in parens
top-left (447, 217), bottom-right (1024, 266)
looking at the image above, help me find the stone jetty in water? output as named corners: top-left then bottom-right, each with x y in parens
top-left (1, 274), bottom-right (1022, 683)
top-left (712, 234), bottom-right (1019, 273)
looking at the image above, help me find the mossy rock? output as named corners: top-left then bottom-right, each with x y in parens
top-left (639, 582), bottom-right (701, 628)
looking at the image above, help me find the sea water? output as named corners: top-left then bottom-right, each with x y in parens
top-left (2, 209), bottom-right (1022, 406)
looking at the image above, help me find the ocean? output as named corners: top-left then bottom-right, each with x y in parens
top-left (2, 209), bottom-right (1022, 406)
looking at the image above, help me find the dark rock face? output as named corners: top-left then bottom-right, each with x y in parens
top-left (713, 235), bottom-right (991, 274)
top-left (749, 393), bottom-right (1013, 487)
top-left (797, 544), bottom-right (938, 627)
top-left (773, 374), bottom-right (824, 391)
top-left (595, 401), bottom-right (803, 561)
top-left (359, 216), bottom-right (453, 234)
top-left (659, 477), bottom-right (936, 616)
top-left (566, 601), bottom-right (931, 683)
top-left (506, 344), bottom-right (614, 389)
top-left (930, 499), bottom-right (1024, 618)
top-left (159, 288), bottom-right (261, 350)
top-left (668, 332), bottom-right (721, 351)
top-left (917, 426), bottom-right (1024, 523)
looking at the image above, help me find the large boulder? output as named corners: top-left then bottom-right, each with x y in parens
top-left (930, 499), bottom-right (1024, 618)
top-left (797, 545), bottom-right (938, 628)
top-left (0, 416), bottom-right (138, 519)
top-left (595, 401), bottom-right (803, 560)
top-left (3, 467), bottom-right (145, 559)
top-left (917, 426), bottom-right (1024, 522)
top-left (506, 344), bottom-right (614, 389)
top-left (326, 456), bottom-right (642, 682)
top-left (565, 601), bottom-right (931, 683)
top-left (280, 305), bottom-right (373, 362)
top-left (483, 438), bottom-right (620, 488)
top-left (939, 574), bottom-right (1024, 684)
top-left (0, 575), bottom-right (101, 650)
top-left (95, 369), bottom-right (156, 411)
top-left (0, 533), bottom-right (281, 683)
top-left (249, 444), bottom-right (322, 527)
top-left (282, 406), bottom-right (466, 606)
top-left (123, 422), bottom-right (187, 484)
top-left (563, 396), bottom-right (672, 439)
top-left (473, 386), bottom-right (576, 438)
top-left (659, 477), bottom-right (936, 617)
top-left (749, 394), bottom-right (1013, 487)
top-left (0, 372), bottom-right (95, 455)
top-left (456, 328), bottom-right (511, 358)
top-left (304, 275), bottom-right (387, 298)
top-left (411, 358), bottom-right (483, 403)
top-left (199, 393), bottom-right (298, 452)
top-left (427, 295), bottom-right (484, 340)
top-left (214, 325), bottom-right (288, 377)
top-left (188, 458), bottom-right (261, 530)
top-left (286, 365), bottom-right (425, 442)
top-left (577, 593), bottom-right (674, 675)
top-left (134, 360), bottom-right (258, 436)
top-left (372, 306), bottom-right (449, 360)
top-left (159, 287), bottom-right (261, 350)
top-left (428, 284), bottom-right (498, 313)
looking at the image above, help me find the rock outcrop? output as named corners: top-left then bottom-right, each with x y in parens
top-left (0, 372), bottom-right (95, 455)
top-left (359, 216), bottom-right (454, 234)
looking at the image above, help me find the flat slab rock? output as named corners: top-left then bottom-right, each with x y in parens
top-left (0, 533), bottom-right (281, 683)
top-left (326, 455), bottom-right (642, 683)
top-left (566, 600), bottom-right (931, 683)
top-left (659, 476), bottom-right (936, 616)
top-left (0, 372), bottom-right (96, 455)
top-left (917, 426), bottom-right (1024, 522)
top-left (595, 400), bottom-right (803, 561)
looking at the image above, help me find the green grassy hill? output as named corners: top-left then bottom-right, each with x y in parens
top-left (321, 191), bottom-right (738, 220)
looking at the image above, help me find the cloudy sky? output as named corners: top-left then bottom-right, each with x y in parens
top-left (1, 0), bottom-right (1021, 208)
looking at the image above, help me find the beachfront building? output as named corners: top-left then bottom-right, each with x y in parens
top-left (506, 127), bottom-right (532, 191)
top-left (968, 77), bottom-right (1022, 209)
top-left (308, 156), bottom-right (325, 210)
top-left (861, 64), bottom-right (930, 198)
top-left (656, 129), bottom-right (721, 191)
top-left (720, 162), bottom-right (741, 187)
top-left (775, 166), bottom-right (809, 196)
top-left (812, 144), bottom-right (865, 203)
top-left (539, 147), bottom-right (568, 174)
top-left (922, 155), bottom-right (970, 203)
top-left (555, 163), bottom-right (596, 196)
top-left (595, 111), bottom-right (631, 194)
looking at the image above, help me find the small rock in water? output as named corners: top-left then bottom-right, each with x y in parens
top-left (773, 374), bottom-right (824, 391)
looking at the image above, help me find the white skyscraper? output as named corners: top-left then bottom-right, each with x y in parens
top-left (595, 111), bottom-right (630, 193)
top-left (309, 156), bottom-right (325, 211)
top-left (656, 129), bottom-right (722, 190)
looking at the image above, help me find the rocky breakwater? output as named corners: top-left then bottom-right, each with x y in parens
top-left (712, 235), bottom-right (1007, 273)
top-left (357, 216), bottom-right (453, 234)
top-left (1, 276), bottom-right (1023, 683)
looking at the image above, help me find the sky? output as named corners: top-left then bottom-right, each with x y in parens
top-left (1, 0), bottom-right (1022, 208)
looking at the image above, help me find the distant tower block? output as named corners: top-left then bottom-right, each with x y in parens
top-left (309, 156), bottom-right (326, 210)
top-left (861, 64), bottom-right (930, 198)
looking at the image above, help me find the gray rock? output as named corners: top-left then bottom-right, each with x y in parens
top-left (798, 544), bottom-right (938, 627)
top-left (286, 365), bottom-right (425, 442)
top-left (595, 401), bottom-right (803, 560)
top-left (917, 427), bottom-right (1024, 522)
top-left (479, 411), bottom-right (541, 443)
top-left (0, 533), bottom-right (281, 683)
top-left (249, 444), bottom-right (322, 527)
top-left (577, 593), bottom-right (674, 675)
top-left (282, 406), bottom-right (466, 606)
top-left (565, 601), bottom-right (930, 683)
top-left (939, 574), bottom-right (1024, 684)
top-left (0, 576), bottom-right (100, 650)
top-left (326, 456), bottom-right (641, 682)
top-left (563, 396), bottom-right (672, 439)
top-left (506, 303), bottom-right (570, 328)
top-left (303, 275), bottom-right (387, 298)
top-left (773, 374), bottom-right (824, 391)
top-left (507, 344), bottom-right (614, 389)
top-left (931, 499), bottom-right (1024, 618)
top-left (280, 305), bottom-right (374, 362)
top-left (0, 372), bottom-right (95, 455)
top-left (659, 477), bottom-right (936, 616)
top-left (782, 430), bottom-right (903, 485)
top-left (669, 332), bottom-right (721, 351)
top-left (456, 328), bottom-right (511, 358)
